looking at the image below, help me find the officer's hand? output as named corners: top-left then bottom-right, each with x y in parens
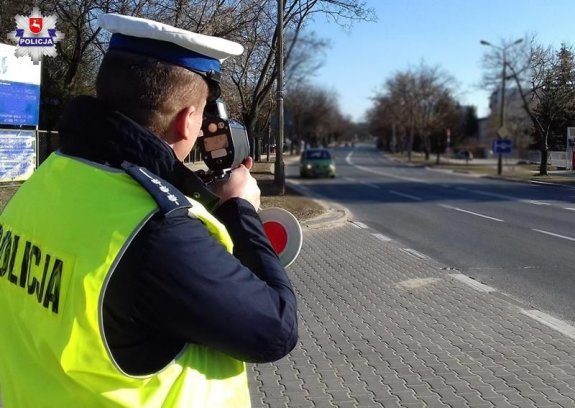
top-left (211, 161), bottom-right (261, 211)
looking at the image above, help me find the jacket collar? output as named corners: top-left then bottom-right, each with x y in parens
top-left (57, 95), bottom-right (219, 210)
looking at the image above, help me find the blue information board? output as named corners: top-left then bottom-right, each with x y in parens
top-left (0, 80), bottom-right (40, 126)
top-left (0, 129), bottom-right (36, 181)
top-left (492, 138), bottom-right (512, 154)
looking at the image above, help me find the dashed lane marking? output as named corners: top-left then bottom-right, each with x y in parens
top-left (389, 190), bottom-right (422, 201)
top-left (469, 189), bottom-right (515, 201)
top-left (468, 189), bottom-right (571, 210)
top-left (361, 182), bottom-right (381, 189)
top-left (438, 204), bottom-right (504, 222)
top-left (344, 176), bottom-right (380, 189)
top-left (524, 200), bottom-right (552, 206)
top-left (346, 151), bottom-right (575, 212)
top-left (346, 152), bottom-right (429, 184)
top-left (532, 229), bottom-right (575, 242)
top-left (352, 221), bottom-right (369, 229)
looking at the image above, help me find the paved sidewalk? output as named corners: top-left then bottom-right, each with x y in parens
top-left (248, 221), bottom-right (575, 407)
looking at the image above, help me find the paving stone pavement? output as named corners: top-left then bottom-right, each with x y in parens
top-left (248, 223), bottom-right (575, 408)
top-left (1, 213), bottom-right (574, 408)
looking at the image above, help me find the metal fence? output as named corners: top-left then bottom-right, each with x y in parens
top-left (37, 130), bottom-right (60, 165)
top-left (527, 150), bottom-right (574, 170)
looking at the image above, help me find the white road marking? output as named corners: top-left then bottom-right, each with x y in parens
top-left (372, 233), bottom-right (392, 242)
top-left (346, 152), bottom-right (574, 212)
top-left (346, 152), bottom-right (428, 184)
top-left (532, 229), bottom-right (575, 242)
top-left (564, 207), bottom-right (575, 211)
top-left (469, 189), bottom-right (515, 200)
top-left (468, 189), bottom-right (570, 210)
top-left (523, 200), bottom-right (551, 206)
top-left (449, 273), bottom-right (496, 293)
top-left (344, 177), bottom-right (379, 189)
top-left (389, 190), bottom-right (422, 201)
top-left (521, 310), bottom-right (575, 341)
top-left (438, 204), bottom-right (504, 222)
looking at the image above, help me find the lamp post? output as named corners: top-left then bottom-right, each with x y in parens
top-left (274, 0), bottom-right (285, 194)
top-left (480, 38), bottom-right (523, 175)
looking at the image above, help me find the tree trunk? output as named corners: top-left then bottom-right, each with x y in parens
top-left (539, 135), bottom-right (549, 176)
top-left (245, 115), bottom-right (257, 159)
top-left (424, 133), bottom-right (430, 161)
top-left (407, 129), bottom-right (412, 161)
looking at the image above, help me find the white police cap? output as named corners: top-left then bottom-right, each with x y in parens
top-left (98, 14), bottom-right (243, 83)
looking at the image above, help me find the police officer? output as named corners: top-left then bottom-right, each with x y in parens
top-left (0, 14), bottom-right (297, 407)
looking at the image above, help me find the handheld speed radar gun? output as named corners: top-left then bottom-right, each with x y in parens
top-left (197, 100), bottom-right (250, 183)
top-left (197, 100), bottom-right (302, 268)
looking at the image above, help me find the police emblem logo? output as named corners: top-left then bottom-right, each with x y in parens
top-left (7, 7), bottom-right (64, 65)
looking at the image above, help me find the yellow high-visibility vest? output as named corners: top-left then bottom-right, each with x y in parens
top-left (0, 152), bottom-right (249, 407)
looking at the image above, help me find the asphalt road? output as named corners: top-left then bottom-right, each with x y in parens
top-left (288, 144), bottom-right (575, 325)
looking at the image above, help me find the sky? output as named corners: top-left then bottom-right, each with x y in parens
top-left (308, 0), bottom-right (575, 123)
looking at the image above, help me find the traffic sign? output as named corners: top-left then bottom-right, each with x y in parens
top-left (493, 138), bottom-right (512, 154)
top-left (496, 126), bottom-right (509, 139)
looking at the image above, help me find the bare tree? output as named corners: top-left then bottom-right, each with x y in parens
top-left (284, 31), bottom-right (329, 87)
top-left (4, 0), bottom-right (375, 137)
top-left (0, 1), bottom-right (35, 43)
top-left (224, 0), bottom-right (375, 151)
top-left (285, 83), bottom-right (341, 148)
top-left (410, 63), bottom-right (457, 160)
top-left (371, 63), bottom-right (457, 161)
top-left (368, 92), bottom-right (409, 154)
top-left (41, 0), bottom-right (102, 94)
top-left (385, 72), bottom-right (418, 160)
top-left (490, 38), bottom-right (575, 175)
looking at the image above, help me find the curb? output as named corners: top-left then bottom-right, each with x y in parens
top-left (283, 154), bottom-right (351, 228)
top-left (286, 179), bottom-right (350, 229)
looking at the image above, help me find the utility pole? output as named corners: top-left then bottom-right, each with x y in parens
top-left (480, 38), bottom-right (523, 175)
top-left (274, 0), bottom-right (285, 194)
top-left (499, 54), bottom-right (507, 175)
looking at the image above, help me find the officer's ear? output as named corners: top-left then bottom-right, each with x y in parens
top-left (173, 105), bottom-right (198, 142)
top-left (163, 107), bottom-right (190, 145)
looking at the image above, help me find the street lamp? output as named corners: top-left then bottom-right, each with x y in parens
top-left (480, 38), bottom-right (523, 175)
top-left (274, 0), bottom-right (285, 194)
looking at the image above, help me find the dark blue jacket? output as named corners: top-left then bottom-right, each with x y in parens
top-left (58, 96), bottom-right (298, 375)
